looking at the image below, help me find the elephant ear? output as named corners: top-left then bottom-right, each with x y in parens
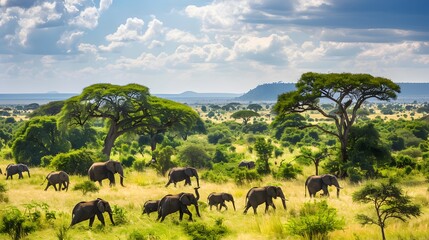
top-left (222, 193), bottom-right (232, 201)
top-left (322, 175), bottom-right (332, 186)
top-left (97, 200), bottom-right (105, 213)
top-left (105, 160), bottom-right (115, 173)
top-left (179, 194), bottom-right (192, 206)
top-left (184, 168), bottom-right (193, 177)
top-left (266, 186), bottom-right (277, 198)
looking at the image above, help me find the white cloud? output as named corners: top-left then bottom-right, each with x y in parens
top-left (166, 29), bottom-right (209, 43)
top-left (98, 0), bottom-right (112, 12)
top-left (57, 31), bottom-right (84, 47)
top-left (106, 17), bottom-right (145, 42)
top-left (98, 41), bottom-right (125, 51)
top-left (148, 40), bottom-right (164, 49)
top-left (69, 7), bottom-right (99, 29)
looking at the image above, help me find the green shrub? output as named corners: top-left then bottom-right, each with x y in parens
top-left (0, 207), bottom-right (37, 240)
top-left (347, 167), bottom-right (364, 184)
top-left (112, 205), bottom-right (128, 225)
top-left (128, 230), bottom-right (160, 240)
top-left (132, 160), bottom-right (146, 172)
top-left (121, 155), bottom-right (136, 168)
top-left (201, 170), bottom-right (229, 184)
top-left (182, 218), bottom-right (228, 240)
top-left (0, 182), bottom-right (8, 203)
top-left (275, 162), bottom-right (302, 180)
top-left (50, 149), bottom-right (101, 175)
top-left (40, 155), bottom-right (53, 167)
top-left (72, 181), bottom-right (99, 195)
top-left (233, 169), bottom-right (261, 185)
top-left (287, 200), bottom-right (344, 240)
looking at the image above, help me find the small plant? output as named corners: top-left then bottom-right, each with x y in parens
top-left (287, 200), bottom-right (344, 240)
top-left (0, 207), bottom-right (37, 240)
top-left (353, 178), bottom-right (421, 240)
top-left (0, 182), bottom-right (9, 203)
top-left (275, 162), bottom-right (302, 180)
top-left (182, 218), bottom-right (228, 240)
top-left (112, 205), bottom-right (128, 225)
top-left (72, 181), bottom-right (99, 195)
top-left (56, 224), bottom-right (69, 240)
top-left (233, 169), bottom-right (261, 185)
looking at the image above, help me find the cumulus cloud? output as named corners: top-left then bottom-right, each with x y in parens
top-left (166, 29), bottom-right (209, 43)
top-left (99, 0), bottom-right (112, 12)
top-left (69, 7), bottom-right (99, 29)
top-left (102, 17), bottom-right (164, 51)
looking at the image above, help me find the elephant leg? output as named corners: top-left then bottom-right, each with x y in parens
top-left (165, 180), bottom-right (172, 187)
top-left (53, 184), bottom-right (58, 191)
top-left (98, 180), bottom-right (102, 186)
top-left (19, 172), bottom-right (23, 179)
top-left (322, 185), bottom-right (329, 197)
top-left (184, 177), bottom-right (191, 186)
top-left (252, 206), bottom-right (257, 215)
top-left (265, 203), bottom-right (269, 213)
top-left (96, 213), bottom-right (105, 226)
top-left (89, 216), bottom-right (95, 227)
top-left (44, 183), bottom-right (50, 191)
top-left (243, 204), bottom-right (250, 214)
top-left (181, 206), bottom-right (193, 221)
top-left (209, 204), bottom-right (213, 210)
top-left (221, 202), bottom-right (228, 211)
top-left (179, 209), bottom-right (184, 221)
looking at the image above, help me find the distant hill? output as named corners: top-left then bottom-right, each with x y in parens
top-left (236, 82), bottom-right (295, 101)
top-left (235, 82), bottom-right (429, 102)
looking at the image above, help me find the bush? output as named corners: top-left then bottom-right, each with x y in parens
top-left (50, 149), bottom-right (101, 175)
top-left (0, 182), bottom-right (8, 203)
top-left (287, 200), bottom-right (344, 240)
top-left (201, 170), bottom-right (230, 184)
top-left (112, 205), bottom-right (128, 225)
top-left (73, 181), bottom-right (99, 195)
top-left (132, 160), bottom-right (146, 172)
top-left (182, 218), bottom-right (228, 240)
top-left (275, 162), bottom-right (302, 180)
top-left (121, 155), bottom-right (136, 168)
top-left (0, 207), bottom-right (37, 240)
top-left (233, 169), bottom-right (261, 185)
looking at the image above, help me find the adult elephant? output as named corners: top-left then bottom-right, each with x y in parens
top-left (207, 192), bottom-right (236, 211)
top-left (70, 198), bottom-right (115, 227)
top-left (238, 160), bottom-right (255, 169)
top-left (165, 167), bottom-right (199, 187)
top-left (5, 163), bottom-right (30, 179)
top-left (88, 160), bottom-right (124, 187)
top-left (244, 186), bottom-right (286, 214)
top-left (157, 187), bottom-right (200, 222)
top-left (305, 174), bottom-right (342, 198)
top-left (42, 171), bottom-right (70, 191)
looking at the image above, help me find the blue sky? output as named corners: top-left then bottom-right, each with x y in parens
top-left (1, 0), bottom-right (429, 94)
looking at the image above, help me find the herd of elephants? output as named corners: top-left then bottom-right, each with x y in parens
top-left (2, 160), bottom-right (343, 228)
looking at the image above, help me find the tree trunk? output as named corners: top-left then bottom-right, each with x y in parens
top-left (315, 163), bottom-right (319, 176)
top-left (380, 225), bottom-right (386, 240)
top-left (102, 124), bottom-right (119, 158)
top-left (150, 134), bottom-right (157, 152)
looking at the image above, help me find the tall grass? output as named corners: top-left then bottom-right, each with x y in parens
top-left (0, 160), bottom-right (428, 239)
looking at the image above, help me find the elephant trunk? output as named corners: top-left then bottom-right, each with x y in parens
top-left (108, 212), bottom-right (115, 225)
top-left (336, 188), bottom-right (340, 198)
top-left (231, 200), bottom-right (236, 211)
top-left (27, 170), bottom-right (30, 178)
top-left (281, 198), bottom-right (287, 210)
top-left (194, 187), bottom-right (200, 201)
top-left (194, 203), bottom-right (201, 218)
top-left (195, 172), bottom-right (200, 188)
top-left (119, 175), bottom-right (124, 187)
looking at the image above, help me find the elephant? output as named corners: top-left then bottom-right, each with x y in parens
top-left (165, 167), bottom-right (199, 188)
top-left (142, 200), bottom-right (161, 216)
top-left (305, 174), bottom-right (342, 198)
top-left (5, 163), bottom-right (30, 179)
top-left (70, 198), bottom-right (115, 227)
top-left (207, 192), bottom-right (236, 211)
top-left (88, 160), bottom-right (124, 187)
top-left (238, 160), bottom-right (255, 169)
top-left (243, 186), bottom-right (287, 214)
top-left (41, 171), bottom-right (70, 191)
top-left (157, 187), bottom-right (200, 222)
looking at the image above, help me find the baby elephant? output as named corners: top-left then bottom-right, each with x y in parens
top-left (207, 192), bottom-right (236, 211)
top-left (70, 198), bottom-right (115, 227)
top-left (142, 200), bottom-right (160, 216)
top-left (42, 171), bottom-right (70, 191)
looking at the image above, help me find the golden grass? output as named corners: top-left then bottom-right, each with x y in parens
top-left (1, 160), bottom-right (429, 240)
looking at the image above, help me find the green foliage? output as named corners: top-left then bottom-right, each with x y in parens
top-left (391, 155), bottom-right (417, 169)
top-left (128, 230), bottom-right (160, 240)
top-left (28, 101), bottom-right (64, 117)
top-left (182, 218), bottom-right (228, 240)
top-left (55, 224), bottom-right (70, 240)
top-left (233, 169), bottom-right (261, 185)
top-left (212, 147), bottom-right (229, 163)
top-left (353, 179), bottom-right (421, 240)
top-left (12, 116), bottom-right (71, 165)
top-left (275, 162), bottom-right (302, 180)
top-left (151, 146), bottom-right (176, 176)
top-left (112, 205), bottom-right (128, 225)
top-left (177, 142), bottom-right (213, 168)
top-left (0, 207), bottom-right (36, 240)
top-left (50, 149), bottom-right (100, 175)
top-left (254, 137), bottom-right (273, 174)
top-left (121, 155), bottom-right (136, 168)
top-left (231, 110), bottom-right (260, 125)
top-left (72, 181), bottom-right (100, 195)
top-left (0, 182), bottom-right (8, 203)
top-left (287, 200), bottom-right (344, 240)
top-left (132, 160), bottom-right (146, 172)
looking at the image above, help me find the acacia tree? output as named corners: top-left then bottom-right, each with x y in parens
top-left (273, 72), bottom-right (400, 169)
top-left (58, 83), bottom-right (200, 158)
top-left (231, 110), bottom-right (260, 125)
top-left (295, 146), bottom-right (329, 175)
top-left (254, 137), bottom-right (274, 174)
top-left (352, 179), bottom-right (421, 240)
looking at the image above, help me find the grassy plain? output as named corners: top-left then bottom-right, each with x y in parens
top-left (0, 159), bottom-right (428, 240)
